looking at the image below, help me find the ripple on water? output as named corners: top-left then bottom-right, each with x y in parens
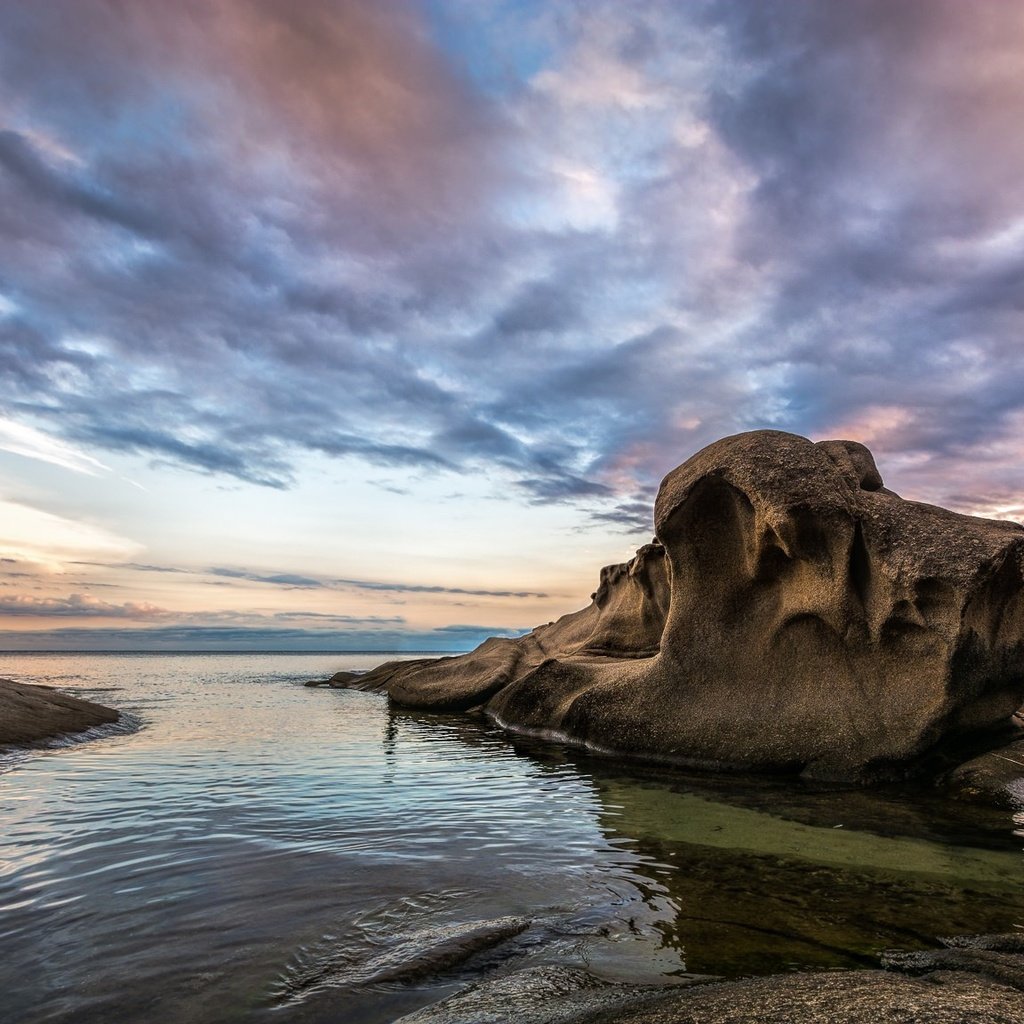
top-left (0, 652), bottom-right (1022, 1024)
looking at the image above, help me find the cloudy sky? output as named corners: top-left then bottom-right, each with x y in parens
top-left (2, 0), bottom-right (1024, 650)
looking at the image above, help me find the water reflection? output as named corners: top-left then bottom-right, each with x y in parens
top-left (386, 703), bottom-right (1024, 976)
top-left (0, 653), bottom-right (1022, 1024)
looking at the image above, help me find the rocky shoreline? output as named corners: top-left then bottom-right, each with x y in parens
top-left (389, 934), bottom-right (1024, 1023)
top-left (329, 431), bottom-right (1024, 798)
top-left (582, 957), bottom-right (1024, 1024)
top-left (0, 677), bottom-right (120, 747)
top-left (312, 431), bottom-right (1024, 1020)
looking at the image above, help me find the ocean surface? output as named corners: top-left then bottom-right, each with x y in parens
top-left (1, 652), bottom-right (1023, 1024)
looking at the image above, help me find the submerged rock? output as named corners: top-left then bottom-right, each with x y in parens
top-left (0, 677), bottom-right (119, 746)
top-left (882, 932), bottom-right (1024, 992)
top-left (338, 431), bottom-right (1024, 783)
top-left (274, 916), bottom-right (531, 1006)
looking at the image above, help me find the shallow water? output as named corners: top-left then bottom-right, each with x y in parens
top-left (0, 652), bottom-right (1022, 1023)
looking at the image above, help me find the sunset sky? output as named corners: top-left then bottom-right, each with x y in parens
top-left (2, 0), bottom-right (1024, 650)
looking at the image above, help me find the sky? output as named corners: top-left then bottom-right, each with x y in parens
top-left (2, 0), bottom-right (1024, 651)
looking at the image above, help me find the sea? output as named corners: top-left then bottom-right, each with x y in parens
top-left (1, 651), bottom-right (1022, 1023)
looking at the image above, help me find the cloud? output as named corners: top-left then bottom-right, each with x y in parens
top-left (209, 567), bottom-right (323, 589)
top-left (0, 623), bottom-right (527, 652)
top-left (125, 562), bottom-right (552, 599)
top-left (331, 578), bottom-right (549, 600)
top-left (433, 624), bottom-right (529, 636)
top-left (0, 0), bottom-right (1023, 529)
top-left (0, 593), bottom-right (163, 618)
top-left (123, 562), bottom-right (189, 574)
top-left (588, 500), bottom-right (653, 532)
top-left (0, 498), bottom-right (141, 565)
top-left (0, 416), bottom-right (110, 474)
top-left (0, 589), bottom-right (410, 629)
top-left (0, 129), bottom-right (163, 238)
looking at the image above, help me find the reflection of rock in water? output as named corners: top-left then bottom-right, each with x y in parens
top-left (588, 774), bottom-right (1024, 976)
top-left (370, 710), bottom-right (1024, 980)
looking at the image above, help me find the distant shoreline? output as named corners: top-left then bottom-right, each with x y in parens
top-left (0, 649), bottom-right (456, 655)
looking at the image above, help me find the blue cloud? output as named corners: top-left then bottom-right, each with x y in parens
top-left (0, 624), bottom-right (528, 652)
top-left (1, 0), bottom-right (1024, 529)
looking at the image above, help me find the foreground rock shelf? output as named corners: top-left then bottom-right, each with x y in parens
top-left (337, 430), bottom-right (1024, 789)
top-left (391, 939), bottom-right (1024, 1024)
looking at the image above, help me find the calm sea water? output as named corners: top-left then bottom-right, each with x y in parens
top-left (1, 652), bottom-right (1023, 1024)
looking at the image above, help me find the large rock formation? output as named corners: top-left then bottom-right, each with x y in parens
top-left (344, 431), bottom-right (1024, 782)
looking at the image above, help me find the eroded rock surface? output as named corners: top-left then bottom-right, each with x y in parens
top-left (342, 431), bottom-right (1024, 782)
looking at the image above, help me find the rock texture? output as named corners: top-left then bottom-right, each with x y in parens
top-left (343, 431), bottom-right (1024, 782)
top-left (392, 965), bottom-right (705, 1024)
top-left (578, 967), bottom-right (1023, 1024)
top-left (0, 677), bottom-right (119, 746)
top-left (392, 936), bottom-right (1024, 1024)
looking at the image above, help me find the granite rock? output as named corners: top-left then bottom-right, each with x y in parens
top-left (341, 431), bottom-right (1024, 782)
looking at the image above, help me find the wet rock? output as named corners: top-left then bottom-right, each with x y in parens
top-left (334, 431), bottom-right (1024, 783)
top-left (274, 916), bottom-right (530, 1005)
top-left (882, 932), bottom-right (1024, 991)
top-left (305, 671), bottom-right (364, 688)
top-left (392, 964), bottom-right (704, 1024)
top-left (327, 670), bottom-right (361, 688)
top-left (394, 931), bottom-right (1024, 1024)
top-left (943, 933), bottom-right (1024, 955)
top-left (941, 733), bottom-right (1024, 808)
top-left (0, 677), bottom-right (119, 746)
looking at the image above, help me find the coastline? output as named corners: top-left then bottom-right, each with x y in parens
top-left (580, 963), bottom-right (1024, 1024)
top-left (0, 677), bottom-right (120, 747)
top-left (394, 940), bottom-right (1024, 1023)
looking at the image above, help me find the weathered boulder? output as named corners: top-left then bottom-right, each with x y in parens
top-left (343, 431), bottom-right (1024, 782)
top-left (0, 677), bottom-right (119, 746)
